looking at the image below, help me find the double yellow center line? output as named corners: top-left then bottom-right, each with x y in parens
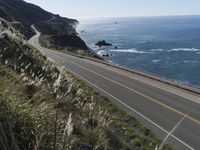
top-left (57, 53), bottom-right (200, 125)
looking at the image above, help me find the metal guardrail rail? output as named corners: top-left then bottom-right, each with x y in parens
top-left (64, 51), bottom-right (200, 96)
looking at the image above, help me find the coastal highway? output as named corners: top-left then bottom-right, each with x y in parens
top-left (29, 27), bottom-right (200, 150)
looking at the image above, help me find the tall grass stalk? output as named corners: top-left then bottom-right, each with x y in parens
top-left (158, 114), bottom-right (187, 150)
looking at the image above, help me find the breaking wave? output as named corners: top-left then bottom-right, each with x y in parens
top-left (167, 48), bottom-right (200, 52)
top-left (152, 60), bottom-right (161, 63)
top-left (150, 49), bottom-right (165, 52)
top-left (110, 48), bottom-right (152, 54)
top-left (150, 48), bottom-right (200, 52)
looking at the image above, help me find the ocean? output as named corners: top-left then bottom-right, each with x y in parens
top-left (78, 16), bottom-right (200, 89)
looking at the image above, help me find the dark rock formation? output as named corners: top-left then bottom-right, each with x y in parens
top-left (95, 40), bottom-right (112, 47)
top-left (0, 0), bottom-right (89, 51)
top-left (0, 0), bottom-right (52, 25)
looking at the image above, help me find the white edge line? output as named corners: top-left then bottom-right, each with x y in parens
top-left (30, 25), bottom-right (199, 104)
top-left (49, 51), bottom-right (200, 105)
top-left (29, 30), bottom-right (194, 150)
top-left (82, 59), bottom-right (200, 105)
top-left (113, 69), bottom-right (200, 105)
top-left (57, 60), bottom-right (194, 150)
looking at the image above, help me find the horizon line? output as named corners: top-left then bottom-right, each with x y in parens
top-left (75, 14), bottom-right (200, 20)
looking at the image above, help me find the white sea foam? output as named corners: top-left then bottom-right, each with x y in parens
top-left (167, 48), bottom-right (200, 52)
top-left (110, 48), bottom-right (151, 54)
top-left (97, 50), bottom-right (112, 56)
top-left (93, 47), bottom-right (100, 51)
top-left (97, 50), bottom-right (107, 54)
top-left (150, 48), bottom-right (200, 52)
top-left (152, 60), bottom-right (161, 63)
top-left (150, 49), bottom-right (165, 52)
top-left (107, 60), bottom-right (113, 64)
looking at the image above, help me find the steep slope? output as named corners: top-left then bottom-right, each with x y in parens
top-left (0, 0), bottom-right (88, 51)
top-left (0, 1), bottom-right (173, 149)
top-left (0, 34), bottom-right (172, 149)
top-left (0, 0), bottom-right (52, 25)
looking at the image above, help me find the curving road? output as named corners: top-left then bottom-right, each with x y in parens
top-left (28, 27), bottom-right (200, 150)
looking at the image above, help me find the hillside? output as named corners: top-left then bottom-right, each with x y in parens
top-left (0, 0), bottom-right (89, 51)
top-left (0, 0), bottom-right (173, 149)
top-left (0, 0), bottom-right (52, 25)
top-left (0, 34), bottom-right (172, 150)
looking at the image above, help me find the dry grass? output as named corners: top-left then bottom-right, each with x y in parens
top-left (0, 34), bottom-right (173, 150)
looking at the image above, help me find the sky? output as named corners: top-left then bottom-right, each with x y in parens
top-left (24, 0), bottom-right (200, 19)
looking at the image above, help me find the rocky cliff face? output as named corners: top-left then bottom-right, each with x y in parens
top-left (0, 0), bottom-right (52, 25)
top-left (0, 0), bottom-right (88, 51)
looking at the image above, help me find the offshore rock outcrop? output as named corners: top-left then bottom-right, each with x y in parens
top-left (95, 40), bottom-right (112, 47)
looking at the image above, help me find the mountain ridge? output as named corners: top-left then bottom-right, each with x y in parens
top-left (0, 0), bottom-right (89, 51)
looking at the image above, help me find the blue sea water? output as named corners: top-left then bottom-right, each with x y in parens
top-left (78, 16), bottom-right (200, 89)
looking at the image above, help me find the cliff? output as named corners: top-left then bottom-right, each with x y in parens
top-left (0, 0), bottom-right (88, 51)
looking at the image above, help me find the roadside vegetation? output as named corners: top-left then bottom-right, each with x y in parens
top-left (0, 34), bottom-right (172, 149)
top-left (38, 33), bottom-right (101, 59)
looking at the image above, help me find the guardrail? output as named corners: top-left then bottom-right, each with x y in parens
top-left (29, 25), bottom-right (200, 95)
top-left (64, 51), bottom-right (200, 95)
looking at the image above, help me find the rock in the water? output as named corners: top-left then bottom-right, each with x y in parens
top-left (97, 50), bottom-right (112, 57)
top-left (95, 40), bottom-right (112, 47)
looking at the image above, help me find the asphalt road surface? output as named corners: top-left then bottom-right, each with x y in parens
top-left (29, 27), bottom-right (200, 150)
